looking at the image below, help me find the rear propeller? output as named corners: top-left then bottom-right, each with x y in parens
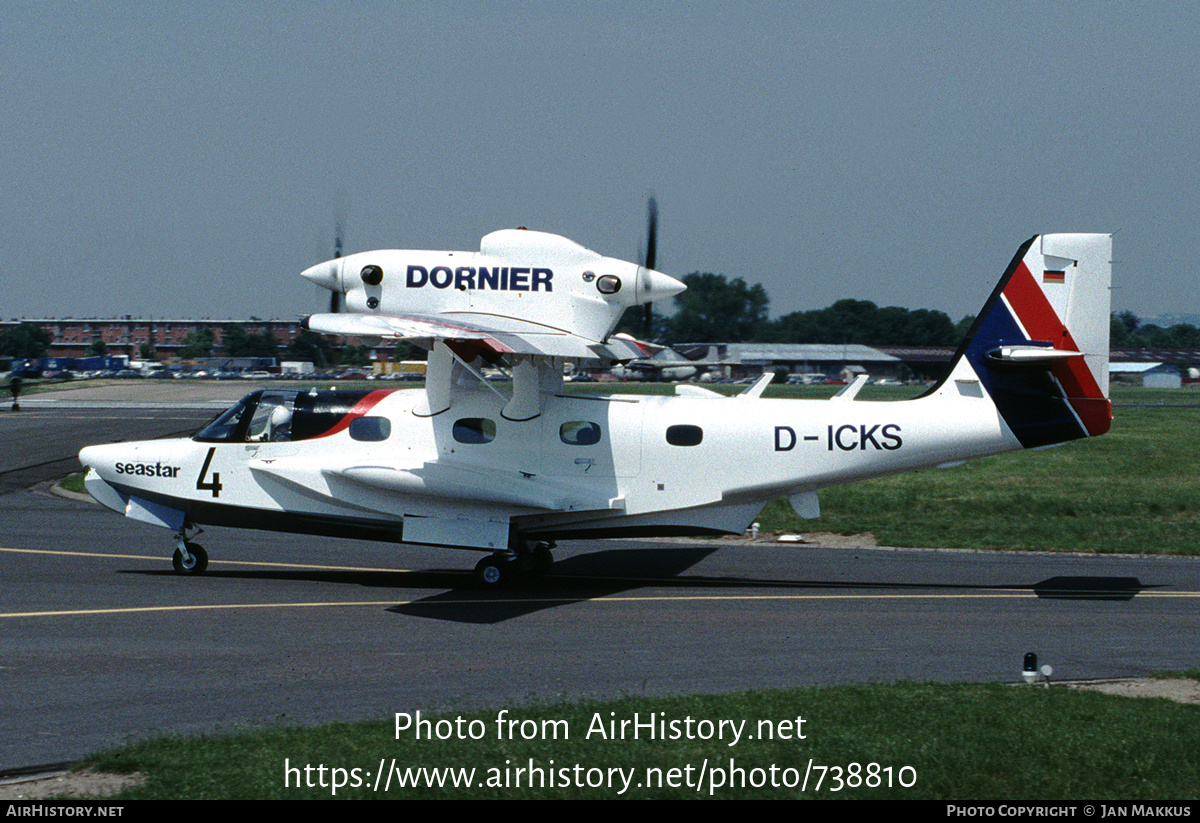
top-left (641, 197), bottom-right (659, 339)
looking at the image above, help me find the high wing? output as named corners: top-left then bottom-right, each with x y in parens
top-left (301, 310), bottom-right (656, 362)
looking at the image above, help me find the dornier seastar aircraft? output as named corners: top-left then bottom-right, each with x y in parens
top-left (78, 227), bottom-right (1112, 587)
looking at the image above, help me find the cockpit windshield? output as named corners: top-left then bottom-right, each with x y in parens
top-left (193, 389), bottom-right (379, 443)
top-left (194, 394), bottom-right (255, 442)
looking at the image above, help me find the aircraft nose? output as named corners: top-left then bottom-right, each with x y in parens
top-left (79, 444), bottom-right (114, 472)
top-left (637, 266), bottom-right (687, 304)
top-left (301, 258), bottom-right (342, 292)
top-left (79, 442), bottom-right (132, 474)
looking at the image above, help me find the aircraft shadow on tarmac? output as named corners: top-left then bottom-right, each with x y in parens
top-left (121, 547), bottom-right (1156, 624)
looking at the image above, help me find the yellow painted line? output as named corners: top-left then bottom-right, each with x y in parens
top-left (559, 591), bottom-right (1200, 600)
top-left (0, 593), bottom-right (1024, 620)
top-left (2, 601), bottom-right (406, 619)
top-left (3, 546), bottom-right (1196, 622)
top-left (3, 590), bottom-right (1198, 621)
top-left (0, 546), bottom-right (413, 574)
top-left (6, 546), bottom-right (1197, 596)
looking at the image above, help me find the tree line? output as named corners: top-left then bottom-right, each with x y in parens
top-left (621, 272), bottom-right (968, 346)
top-left (628, 272), bottom-right (1200, 350)
top-left (1110, 310), bottom-right (1200, 349)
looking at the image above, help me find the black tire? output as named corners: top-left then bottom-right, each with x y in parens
top-left (172, 542), bottom-right (209, 575)
top-left (532, 544), bottom-right (554, 577)
top-left (474, 555), bottom-right (507, 588)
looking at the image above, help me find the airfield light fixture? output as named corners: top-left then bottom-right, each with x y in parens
top-left (1022, 652), bottom-right (1038, 684)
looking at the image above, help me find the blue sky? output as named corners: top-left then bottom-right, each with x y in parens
top-left (4, 2), bottom-right (1198, 325)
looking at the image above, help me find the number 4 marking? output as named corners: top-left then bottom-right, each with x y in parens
top-left (195, 447), bottom-right (222, 498)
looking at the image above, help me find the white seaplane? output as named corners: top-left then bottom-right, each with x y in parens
top-left (78, 219), bottom-right (1112, 587)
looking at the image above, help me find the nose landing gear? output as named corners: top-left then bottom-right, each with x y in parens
top-left (172, 526), bottom-right (209, 575)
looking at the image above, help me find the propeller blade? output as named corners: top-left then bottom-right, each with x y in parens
top-left (331, 215), bottom-right (345, 313)
top-left (643, 196), bottom-right (659, 338)
top-left (644, 196), bottom-right (658, 271)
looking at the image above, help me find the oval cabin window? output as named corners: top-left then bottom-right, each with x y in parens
top-left (453, 418), bottom-right (496, 444)
top-left (559, 421), bottom-right (601, 446)
top-left (349, 416), bottom-right (391, 442)
top-left (665, 425), bottom-right (703, 446)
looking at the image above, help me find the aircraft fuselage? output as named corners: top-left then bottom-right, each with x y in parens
top-left (79, 380), bottom-right (1019, 552)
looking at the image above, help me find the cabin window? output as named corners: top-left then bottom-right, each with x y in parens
top-left (453, 418), bottom-right (496, 444)
top-left (666, 424), bottom-right (703, 446)
top-left (350, 416), bottom-right (391, 442)
top-left (559, 421), bottom-right (601, 446)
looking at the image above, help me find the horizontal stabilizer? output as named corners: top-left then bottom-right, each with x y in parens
top-left (985, 345), bottom-right (1081, 363)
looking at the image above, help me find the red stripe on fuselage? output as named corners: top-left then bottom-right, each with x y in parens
top-left (313, 389), bottom-right (396, 439)
top-left (1004, 262), bottom-right (1111, 436)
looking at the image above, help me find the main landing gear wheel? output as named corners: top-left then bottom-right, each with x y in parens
top-left (474, 554), bottom-right (510, 588)
top-left (532, 543), bottom-right (554, 577)
top-left (473, 541), bottom-right (556, 589)
top-left (172, 542), bottom-right (209, 575)
top-left (513, 539), bottom-right (555, 579)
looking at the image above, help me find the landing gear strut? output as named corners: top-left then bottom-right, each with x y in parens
top-left (172, 525), bottom-right (209, 575)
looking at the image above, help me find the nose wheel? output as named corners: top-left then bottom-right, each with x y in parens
top-left (172, 542), bottom-right (209, 575)
top-left (172, 526), bottom-right (209, 575)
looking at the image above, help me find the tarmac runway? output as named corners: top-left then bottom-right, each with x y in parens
top-left (2, 383), bottom-right (1198, 770)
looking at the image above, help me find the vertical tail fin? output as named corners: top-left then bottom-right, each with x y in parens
top-left (932, 234), bottom-right (1112, 448)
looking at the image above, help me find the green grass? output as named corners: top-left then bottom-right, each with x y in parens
top-left (73, 679), bottom-right (1200, 799)
top-left (58, 472), bottom-right (88, 494)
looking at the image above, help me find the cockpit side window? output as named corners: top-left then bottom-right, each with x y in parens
top-left (246, 392), bottom-right (296, 442)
